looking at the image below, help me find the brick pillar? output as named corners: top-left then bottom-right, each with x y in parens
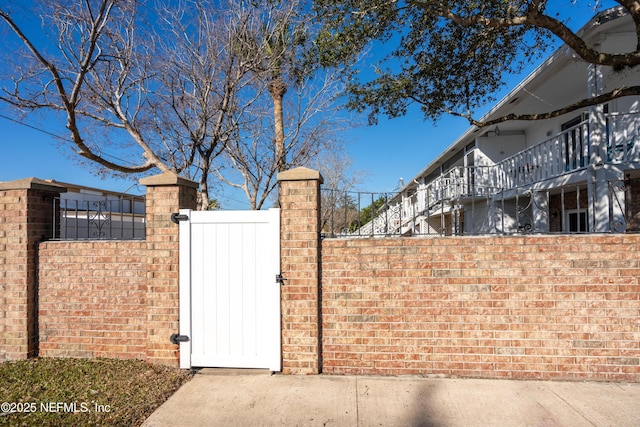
top-left (140, 172), bottom-right (197, 366)
top-left (0, 178), bottom-right (66, 361)
top-left (278, 167), bottom-right (323, 374)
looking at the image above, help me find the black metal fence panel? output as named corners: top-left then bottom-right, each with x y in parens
top-left (53, 196), bottom-right (146, 240)
top-left (322, 179), bottom-right (637, 238)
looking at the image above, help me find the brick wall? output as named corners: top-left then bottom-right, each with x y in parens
top-left (142, 175), bottom-right (198, 365)
top-left (321, 235), bottom-right (640, 381)
top-left (3, 169), bottom-right (639, 381)
top-left (38, 241), bottom-right (147, 359)
top-left (0, 173), bottom-right (196, 366)
top-left (278, 168), bottom-right (323, 374)
top-left (0, 179), bottom-right (65, 361)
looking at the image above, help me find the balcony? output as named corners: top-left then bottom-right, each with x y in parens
top-left (420, 112), bottom-right (640, 208)
top-left (335, 112), bottom-right (640, 237)
top-left (493, 120), bottom-right (589, 189)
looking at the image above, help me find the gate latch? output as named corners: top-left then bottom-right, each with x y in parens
top-left (275, 274), bottom-right (287, 286)
top-left (171, 213), bottom-right (189, 224)
top-left (170, 334), bottom-right (190, 344)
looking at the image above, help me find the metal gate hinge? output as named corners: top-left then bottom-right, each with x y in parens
top-left (276, 274), bottom-right (287, 285)
top-left (170, 334), bottom-right (190, 344)
top-left (171, 213), bottom-right (189, 224)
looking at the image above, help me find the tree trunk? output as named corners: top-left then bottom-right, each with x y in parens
top-left (198, 158), bottom-right (210, 210)
top-left (268, 78), bottom-right (288, 173)
top-left (198, 179), bottom-right (210, 211)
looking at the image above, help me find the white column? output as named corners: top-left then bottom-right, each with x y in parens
top-left (587, 62), bottom-right (612, 232)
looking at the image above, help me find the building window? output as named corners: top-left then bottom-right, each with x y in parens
top-left (565, 209), bottom-right (588, 233)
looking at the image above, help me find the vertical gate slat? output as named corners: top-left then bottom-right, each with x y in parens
top-left (215, 223), bottom-right (231, 356)
top-left (242, 223), bottom-right (258, 357)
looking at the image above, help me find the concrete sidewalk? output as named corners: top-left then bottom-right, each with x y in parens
top-left (143, 369), bottom-right (640, 426)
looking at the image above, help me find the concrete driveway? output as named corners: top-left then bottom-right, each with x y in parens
top-left (143, 369), bottom-right (640, 426)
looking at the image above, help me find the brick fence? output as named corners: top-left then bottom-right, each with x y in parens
top-left (37, 241), bottom-right (147, 360)
top-left (0, 173), bottom-right (197, 366)
top-left (1, 168), bottom-right (639, 381)
top-left (321, 236), bottom-right (640, 381)
top-left (278, 168), bottom-right (323, 374)
top-left (280, 169), bottom-right (640, 382)
top-left (0, 178), bottom-right (64, 361)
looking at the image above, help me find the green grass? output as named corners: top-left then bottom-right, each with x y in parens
top-left (0, 358), bottom-right (193, 426)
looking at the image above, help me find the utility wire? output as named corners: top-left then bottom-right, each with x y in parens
top-left (1, 112), bottom-right (256, 207)
top-left (0, 112), bottom-right (67, 141)
top-left (215, 192), bottom-right (252, 209)
top-left (0, 113), bottom-right (139, 166)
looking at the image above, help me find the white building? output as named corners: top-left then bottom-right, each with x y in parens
top-left (49, 180), bottom-right (146, 240)
top-left (356, 7), bottom-right (640, 237)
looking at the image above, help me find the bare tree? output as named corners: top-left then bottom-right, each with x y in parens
top-left (0, 0), bottom-right (357, 210)
top-left (213, 69), bottom-right (349, 210)
top-left (211, 0), bottom-right (353, 210)
top-left (313, 148), bottom-right (365, 235)
top-left (0, 0), bottom-right (263, 209)
top-left (0, 0), bottom-right (164, 174)
top-left (151, 0), bottom-right (263, 209)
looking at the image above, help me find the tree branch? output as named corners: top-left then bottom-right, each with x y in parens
top-left (422, 2), bottom-right (640, 67)
top-left (0, 6), bottom-right (158, 174)
top-left (449, 85), bottom-right (640, 127)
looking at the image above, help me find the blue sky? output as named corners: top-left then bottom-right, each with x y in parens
top-left (0, 1), bottom-right (619, 208)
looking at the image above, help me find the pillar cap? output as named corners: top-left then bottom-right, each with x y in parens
top-left (277, 167), bottom-right (324, 184)
top-left (140, 172), bottom-right (198, 189)
top-left (0, 177), bottom-right (67, 193)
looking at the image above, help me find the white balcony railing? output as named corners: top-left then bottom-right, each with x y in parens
top-left (606, 112), bottom-right (640, 162)
top-left (356, 203), bottom-right (401, 236)
top-left (339, 113), bottom-right (640, 237)
top-left (422, 112), bottom-right (640, 208)
top-left (494, 120), bottom-right (590, 189)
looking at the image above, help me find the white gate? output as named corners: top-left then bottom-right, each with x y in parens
top-left (177, 208), bottom-right (281, 371)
